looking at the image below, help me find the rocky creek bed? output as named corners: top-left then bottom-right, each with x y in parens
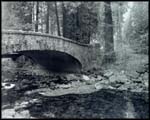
top-left (2, 68), bottom-right (149, 118)
top-left (1, 56), bottom-right (149, 119)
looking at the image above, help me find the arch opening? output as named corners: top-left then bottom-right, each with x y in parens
top-left (18, 50), bottom-right (82, 73)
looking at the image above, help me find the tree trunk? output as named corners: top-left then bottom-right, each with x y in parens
top-left (103, 2), bottom-right (115, 63)
top-left (46, 2), bottom-right (50, 33)
top-left (32, 2), bottom-right (35, 31)
top-left (118, 3), bottom-right (122, 43)
top-left (54, 2), bottom-right (61, 36)
top-left (35, 2), bottom-right (39, 32)
top-left (62, 2), bottom-right (67, 37)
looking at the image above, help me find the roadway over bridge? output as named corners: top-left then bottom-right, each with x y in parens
top-left (2, 30), bottom-right (102, 73)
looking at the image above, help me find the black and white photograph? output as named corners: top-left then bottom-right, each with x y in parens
top-left (1, 1), bottom-right (149, 119)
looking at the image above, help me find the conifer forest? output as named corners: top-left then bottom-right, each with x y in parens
top-left (1, 1), bottom-right (149, 119)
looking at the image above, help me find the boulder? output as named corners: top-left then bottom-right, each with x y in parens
top-left (109, 73), bottom-right (129, 83)
top-left (118, 85), bottom-right (128, 91)
top-left (17, 110), bottom-right (30, 118)
top-left (144, 81), bottom-right (148, 88)
top-left (2, 83), bottom-right (15, 90)
top-left (94, 82), bottom-right (107, 90)
top-left (110, 82), bottom-right (122, 88)
top-left (126, 71), bottom-right (139, 79)
top-left (2, 109), bottom-right (16, 118)
top-left (104, 71), bottom-right (114, 77)
top-left (109, 75), bottom-right (117, 83)
top-left (82, 75), bottom-right (90, 81)
top-left (142, 72), bottom-right (148, 80)
top-left (65, 74), bottom-right (80, 81)
top-left (95, 75), bottom-right (103, 81)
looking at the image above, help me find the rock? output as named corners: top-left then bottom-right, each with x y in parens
top-left (90, 76), bottom-right (96, 81)
top-left (144, 81), bottom-right (148, 88)
top-left (3, 78), bottom-right (10, 82)
top-left (20, 101), bottom-right (29, 106)
top-left (21, 79), bottom-right (30, 85)
top-left (110, 82), bottom-right (122, 88)
top-left (107, 85), bottom-right (116, 89)
top-left (43, 112), bottom-right (55, 118)
top-left (65, 74), bottom-right (79, 81)
top-left (18, 110), bottom-right (30, 118)
top-left (2, 105), bottom-right (11, 109)
top-left (104, 71), bottom-right (114, 77)
top-left (127, 71), bottom-right (139, 79)
top-left (82, 75), bottom-right (90, 81)
top-left (118, 85), bottom-right (128, 91)
top-left (95, 75), bottom-right (103, 81)
top-left (99, 79), bottom-right (109, 84)
top-left (57, 84), bottom-right (72, 89)
top-left (2, 109), bottom-right (16, 118)
top-left (77, 85), bottom-right (95, 94)
top-left (15, 101), bottom-right (29, 110)
top-left (121, 70), bottom-right (125, 74)
top-left (85, 79), bottom-right (95, 85)
top-left (2, 83), bottom-right (15, 90)
top-left (131, 88), bottom-right (143, 93)
top-left (138, 76), bottom-right (143, 81)
top-left (136, 65), bottom-right (147, 74)
top-left (109, 73), bottom-right (128, 84)
top-left (21, 85), bottom-right (30, 91)
top-left (132, 79), bottom-right (142, 83)
top-left (142, 72), bottom-right (148, 80)
top-left (29, 99), bottom-right (40, 104)
top-left (95, 82), bottom-right (107, 90)
top-left (109, 75), bottom-right (117, 83)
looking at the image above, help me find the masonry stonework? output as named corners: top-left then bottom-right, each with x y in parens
top-left (2, 30), bottom-right (102, 71)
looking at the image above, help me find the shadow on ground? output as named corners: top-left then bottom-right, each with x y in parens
top-left (23, 89), bottom-right (149, 119)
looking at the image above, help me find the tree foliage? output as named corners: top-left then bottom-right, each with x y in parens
top-left (62, 2), bottom-right (98, 44)
top-left (124, 2), bottom-right (148, 54)
top-left (2, 2), bottom-right (33, 31)
top-left (2, 1), bottom-right (148, 63)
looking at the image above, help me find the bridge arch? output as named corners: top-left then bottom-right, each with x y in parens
top-left (17, 50), bottom-right (82, 73)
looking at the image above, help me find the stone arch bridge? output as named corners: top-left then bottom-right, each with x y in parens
top-left (2, 30), bottom-right (102, 73)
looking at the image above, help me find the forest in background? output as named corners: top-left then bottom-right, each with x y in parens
top-left (1, 2), bottom-right (149, 118)
top-left (2, 2), bottom-right (149, 64)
